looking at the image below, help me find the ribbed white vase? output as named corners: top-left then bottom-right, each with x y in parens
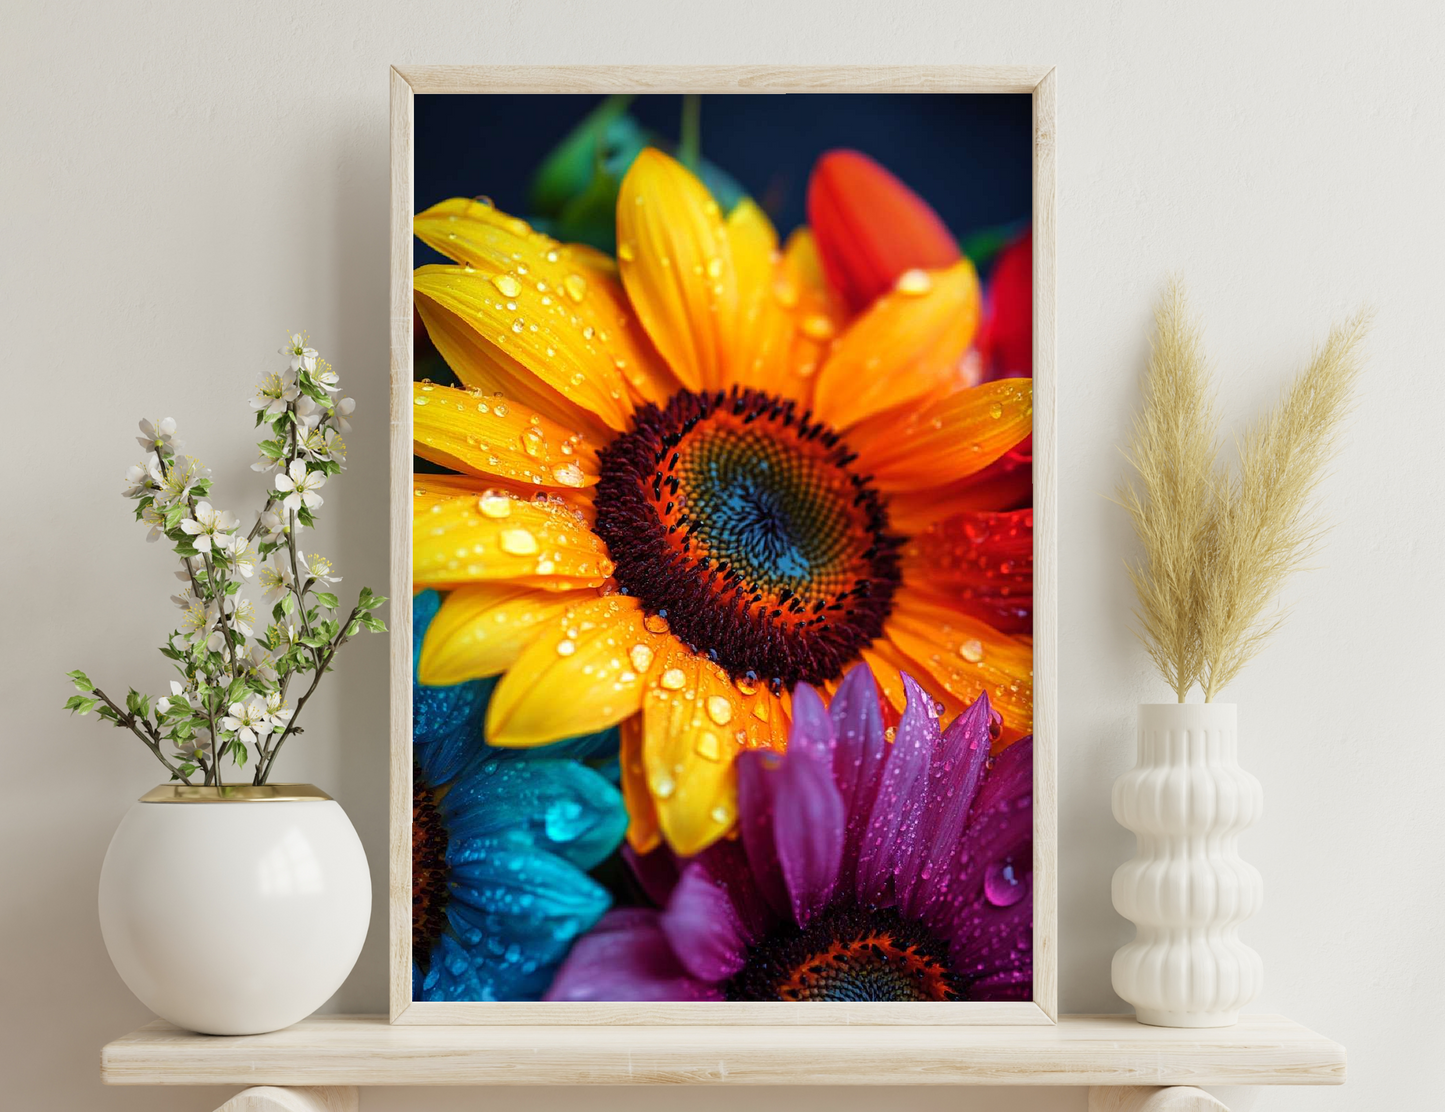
top-left (1111, 703), bottom-right (1263, 1027)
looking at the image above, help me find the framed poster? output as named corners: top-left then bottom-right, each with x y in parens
top-left (390, 66), bottom-right (1056, 1025)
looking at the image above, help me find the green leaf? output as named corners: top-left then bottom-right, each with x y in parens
top-left (66, 669), bottom-right (93, 692)
top-left (345, 621), bottom-right (361, 638)
top-left (359, 589), bottom-right (387, 611)
top-left (174, 540), bottom-right (200, 558)
top-left (258, 439), bottom-right (285, 460)
top-left (359, 614), bottom-right (387, 633)
top-left (315, 591), bottom-right (338, 610)
top-left (64, 694), bottom-right (98, 715)
top-left (280, 593), bottom-right (296, 615)
top-left (232, 741), bottom-right (248, 769)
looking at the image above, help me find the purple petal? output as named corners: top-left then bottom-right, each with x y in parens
top-left (623, 843), bottom-right (682, 908)
top-left (545, 909), bottom-right (722, 1001)
top-left (773, 684), bottom-right (846, 924)
top-left (696, 837), bottom-right (775, 945)
top-left (944, 889), bottom-right (1034, 1001)
top-left (660, 861), bottom-right (749, 982)
top-left (898, 692), bottom-right (993, 919)
top-left (855, 672), bottom-right (937, 907)
top-left (736, 750), bottom-right (789, 917)
top-left (828, 662), bottom-right (890, 889)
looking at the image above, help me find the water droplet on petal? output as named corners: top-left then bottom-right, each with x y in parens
top-left (652, 775), bottom-right (676, 799)
top-left (478, 493), bottom-right (511, 518)
top-left (706, 258), bottom-right (724, 279)
top-left (960, 639), bottom-right (985, 663)
top-left (499, 528), bottom-right (538, 555)
top-left (551, 462), bottom-right (585, 487)
top-left (989, 401), bottom-right (1005, 420)
top-left (413, 395), bottom-right (428, 406)
top-left (705, 696), bottom-right (733, 726)
top-left (556, 639), bottom-right (576, 657)
top-left (801, 314), bottom-right (835, 341)
top-left (695, 731), bottom-right (721, 761)
top-left (734, 673), bottom-right (758, 696)
top-left (563, 273), bottom-right (588, 302)
top-left (984, 859), bottom-right (1027, 907)
top-left (895, 268), bottom-right (932, 295)
top-left (710, 804), bottom-right (731, 825)
top-left (643, 613), bottom-right (670, 634)
top-left (629, 643), bottom-right (655, 672)
top-left (660, 668), bottom-right (686, 691)
top-left (492, 274), bottom-right (522, 298)
top-left (618, 243), bottom-right (636, 262)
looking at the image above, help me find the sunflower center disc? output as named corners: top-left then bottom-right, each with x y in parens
top-left (726, 904), bottom-right (960, 1002)
top-left (593, 388), bottom-right (902, 689)
top-left (412, 762), bottom-right (450, 960)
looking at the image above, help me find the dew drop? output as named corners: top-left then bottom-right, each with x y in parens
top-left (413, 395), bottom-right (428, 406)
top-left (710, 804), bottom-right (731, 825)
top-left (733, 673), bottom-right (758, 696)
top-left (660, 668), bottom-right (686, 691)
top-left (643, 613), bottom-right (670, 634)
top-left (499, 529), bottom-right (538, 556)
top-left (629, 643), bottom-right (655, 672)
top-left (556, 639), bottom-right (576, 657)
top-left (477, 493), bottom-right (511, 519)
top-left (511, 318), bottom-right (525, 334)
top-left (652, 775), bottom-right (676, 799)
top-left (800, 314), bottom-right (835, 341)
top-left (563, 273), bottom-right (588, 302)
top-left (705, 696), bottom-right (733, 726)
top-left (984, 859), bottom-right (1027, 907)
top-left (695, 731), bottom-right (722, 762)
top-left (491, 274), bottom-right (522, 298)
top-left (706, 257), bottom-right (724, 279)
top-left (618, 243), bottom-right (636, 262)
top-left (895, 268), bottom-right (932, 295)
top-left (989, 401), bottom-right (1005, 420)
top-left (551, 462), bottom-right (585, 487)
top-left (960, 639), bottom-right (985, 663)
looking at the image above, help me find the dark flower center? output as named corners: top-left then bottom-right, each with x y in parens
top-left (726, 904), bottom-right (960, 1002)
top-left (412, 761), bottom-right (450, 962)
top-left (593, 387), bottom-right (902, 690)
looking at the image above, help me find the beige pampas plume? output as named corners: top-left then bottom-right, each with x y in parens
top-left (1120, 283), bottom-right (1369, 701)
top-left (1198, 310), bottom-right (1372, 699)
top-left (1118, 280), bottom-right (1219, 701)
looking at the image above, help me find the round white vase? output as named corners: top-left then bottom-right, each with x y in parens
top-left (1111, 703), bottom-right (1263, 1027)
top-left (98, 784), bottom-right (370, 1035)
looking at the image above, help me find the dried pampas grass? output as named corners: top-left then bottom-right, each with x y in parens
top-left (1119, 282), bottom-right (1370, 701)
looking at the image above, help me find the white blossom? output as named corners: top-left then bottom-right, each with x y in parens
top-left (179, 501), bottom-right (238, 554)
top-left (225, 536), bottom-right (258, 578)
top-left (173, 727), bottom-right (214, 764)
top-left (157, 680), bottom-right (193, 715)
top-left (258, 557), bottom-right (294, 603)
top-left (274, 459), bottom-right (325, 514)
top-left (251, 370), bottom-right (298, 419)
top-left (156, 455), bottom-right (209, 509)
top-left (302, 425), bottom-right (346, 462)
top-left (250, 448), bottom-right (283, 474)
top-left (280, 333), bottom-right (318, 373)
top-left (230, 598), bottom-right (256, 638)
top-left (294, 394), bottom-right (323, 431)
top-left (123, 454), bottom-right (163, 499)
top-left (179, 597), bottom-right (210, 642)
top-left (256, 508), bottom-right (289, 545)
top-left (312, 360), bottom-right (340, 394)
top-left (300, 551), bottom-right (341, 589)
top-left (140, 503), bottom-right (168, 543)
top-left (330, 396), bottom-right (355, 434)
top-left (221, 695), bottom-right (274, 747)
top-left (264, 690), bottom-right (294, 732)
top-left (136, 417), bottom-right (179, 453)
top-left (244, 645), bottom-right (279, 685)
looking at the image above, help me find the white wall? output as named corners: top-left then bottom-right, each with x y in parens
top-left (3, 1), bottom-right (1441, 1109)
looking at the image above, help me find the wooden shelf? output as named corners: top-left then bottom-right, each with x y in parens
top-left (102, 1014), bottom-right (1344, 1088)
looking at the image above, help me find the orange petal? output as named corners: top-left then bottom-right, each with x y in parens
top-left (620, 715), bottom-right (661, 854)
top-left (415, 199), bottom-right (677, 411)
top-left (858, 639), bottom-right (969, 725)
top-left (413, 488), bottom-right (613, 592)
top-left (418, 583), bottom-right (589, 685)
top-left (616, 148), bottom-right (737, 392)
top-left (810, 260), bottom-right (981, 430)
top-left (413, 381), bottom-right (600, 493)
top-left (899, 509), bottom-right (1033, 636)
top-left (486, 596), bottom-right (669, 746)
top-left (727, 207), bottom-right (845, 406)
top-left (881, 456), bottom-right (1033, 534)
top-left (881, 588), bottom-right (1033, 735)
top-left (807, 150), bottom-right (962, 314)
top-left (851, 378), bottom-right (1032, 489)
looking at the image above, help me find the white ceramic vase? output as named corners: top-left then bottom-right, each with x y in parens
top-left (1111, 703), bottom-right (1263, 1027)
top-left (98, 784), bottom-right (371, 1035)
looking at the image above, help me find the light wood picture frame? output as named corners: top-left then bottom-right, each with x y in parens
top-left (390, 65), bottom-right (1057, 1026)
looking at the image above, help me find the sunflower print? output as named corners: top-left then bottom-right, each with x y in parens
top-left (413, 148), bottom-right (1033, 857)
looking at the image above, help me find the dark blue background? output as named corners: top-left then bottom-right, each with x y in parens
top-left (414, 93), bottom-right (1032, 265)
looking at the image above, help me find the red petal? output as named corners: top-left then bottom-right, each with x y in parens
top-left (807, 150), bottom-right (960, 315)
top-left (978, 232), bottom-right (1032, 379)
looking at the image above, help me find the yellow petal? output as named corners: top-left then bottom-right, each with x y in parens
top-left (415, 264), bottom-right (636, 433)
top-left (881, 588), bottom-right (1032, 734)
top-left (414, 288), bottom-right (614, 442)
top-left (620, 716), bottom-right (661, 854)
top-left (412, 381), bottom-right (600, 492)
top-left (418, 584), bottom-right (587, 685)
top-left (641, 643), bottom-right (745, 856)
top-left (726, 209), bottom-right (844, 406)
top-left (413, 489), bottom-right (613, 591)
top-left (617, 148), bottom-right (737, 392)
top-left (415, 199), bottom-right (677, 411)
top-left (851, 378), bottom-right (1032, 489)
top-left (413, 473), bottom-right (593, 524)
top-left (810, 259), bottom-right (982, 430)
top-left (486, 596), bottom-right (669, 746)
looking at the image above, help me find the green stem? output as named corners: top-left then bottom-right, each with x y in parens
top-left (91, 686), bottom-right (192, 784)
top-left (256, 606), bottom-right (359, 784)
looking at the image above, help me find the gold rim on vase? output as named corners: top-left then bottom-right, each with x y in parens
top-left (138, 784), bottom-right (333, 803)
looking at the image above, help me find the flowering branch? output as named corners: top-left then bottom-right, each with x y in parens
top-left (64, 335), bottom-right (386, 785)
